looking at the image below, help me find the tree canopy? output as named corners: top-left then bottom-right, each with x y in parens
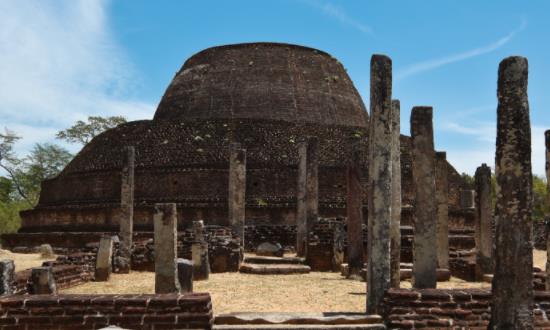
top-left (56, 115), bottom-right (127, 145)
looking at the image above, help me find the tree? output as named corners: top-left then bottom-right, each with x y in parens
top-left (532, 174), bottom-right (548, 221)
top-left (56, 116), bottom-right (127, 145)
top-left (18, 143), bottom-right (73, 203)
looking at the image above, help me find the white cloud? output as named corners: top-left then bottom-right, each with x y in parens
top-left (302, 0), bottom-right (373, 35)
top-left (0, 0), bottom-right (155, 157)
top-left (396, 18), bottom-right (527, 81)
top-left (441, 121), bottom-right (547, 176)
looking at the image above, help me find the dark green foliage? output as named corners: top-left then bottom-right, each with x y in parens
top-left (56, 115), bottom-right (126, 145)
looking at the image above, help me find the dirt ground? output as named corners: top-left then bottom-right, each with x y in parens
top-left (0, 249), bottom-right (54, 271)
top-left (11, 249), bottom-right (544, 314)
top-left (62, 271), bottom-right (495, 314)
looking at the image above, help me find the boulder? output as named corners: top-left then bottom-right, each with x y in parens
top-left (37, 244), bottom-right (55, 259)
top-left (256, 242), bottom-right (284, 257)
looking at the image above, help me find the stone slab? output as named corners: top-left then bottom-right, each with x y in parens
top-left (215, 313), bottom-right (383, 325)
top-left (239, 263), bottom-right (311, 275)
top-left (244, 256), bottom-right (306, 265)
top-left (213, 325), bottom-right (386, 330)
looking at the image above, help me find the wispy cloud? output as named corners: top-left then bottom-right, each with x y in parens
top-left (396, 18), bottom-right (527, 81)
top-left (441, 120), bottom-right (547, 176)
top-left (302, 0), bottom-right (373, 35)
top-left (0, 0), bottom-right (155, 156)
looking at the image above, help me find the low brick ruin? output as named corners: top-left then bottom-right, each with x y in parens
top-left (0, 293), bottom-right (213, 330)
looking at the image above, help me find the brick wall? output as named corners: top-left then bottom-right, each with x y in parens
top-left (0, 293), bottom-right (213, 330)
top-left (384, 288), bottom-right (550, 329)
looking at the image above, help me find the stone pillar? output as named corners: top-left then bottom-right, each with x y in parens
top-left (474, 163), bottom-right (493, 279)
top-left (435, 151), bottom-right (449, 269)
top-left (332, 222), bottom-right (345, 272)
top-left (410, 106), bottom-right (437, 289)
top-left (460, 190), bottom-right (475, 209)
top-left (367, 54), bottom-right (392, 314)
top-left (154, 203), bottom-right (180, 294)
top-left (0, 260), bottom-right (15, 295)
top-left (489, 56), bottom-right (533, 329)
top-left (95, 236), bottom-right (114, 281)
top-left (390, 99), bottom-right (401, 288)
top-left (192, 220), bottom-right (210, 280)
top-left (296, 140), bottom-right (308, 257)
top-left (177, 258), bottom-right (193, 293)
top-left (119, 146), bottom-right (135, 274)
top-left (347, 142), bottom-right (364, 279)
top-left (305, 137), bottom-right (319, 235)
top-left (546, 130), bottom-right (550, 291)
top-left (228, 143), bottom-right (246, 247)
top-left (30, 267), bottom-right (56, 294)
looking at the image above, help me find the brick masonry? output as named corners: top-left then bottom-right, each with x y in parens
top-left (384, 288), bottom-right (550, 329)
top-left (0, 293), bottom-right (213, 330)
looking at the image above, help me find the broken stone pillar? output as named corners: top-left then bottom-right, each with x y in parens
top-left (489, 56), bottom-right (533, 329)
top-left (119, 146), bottom-right (135, 274)
top-left (177, 258), bottom-right (193, 293)
top-left (154, 203), bottom-right (180, 294)
top-left (296, 140), bottom-right (307, 257)
top-left (460, 190), bottom-right (475, 209)
top-left (192, 220), bottom-right (210, 280)
top-left (95, 236), bottom-right (114, 281)
top-left (410, 106), bottom-right (437, 289)
top-left (0, 260), bottom-right (15, 295)
top-left (546, 130), bottom-right (550, 291)
top-left (332, 222), bottom-right (345, 272)
top-left (305, 137), bottom-right (319, 235)
top-left (435, 151), bottom-right (449, 270)
top-left (367, 54), bottom-right (392, 314)
top-left (390, 99), bottom-right (401, 289)
top-left (347, 141), bottom-right (364, 279)
top-left (474, 163), bottom-right (493, 279)
top-left (228, 143), bottom-right (246, 247)
top-left (30, 267), bottom-right (56, 294)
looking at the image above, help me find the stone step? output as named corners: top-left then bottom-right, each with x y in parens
top-left (214, 313), bottom-right (383, 326)
top-left (239, 263), bottom-right (311, 274)
top-left (213, 325), bottom-right (385, 329)
top-left (244, 256), bottom-right (306, 265)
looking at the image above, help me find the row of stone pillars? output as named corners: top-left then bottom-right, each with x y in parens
top-left (115, 142), bottom-right (247, 275)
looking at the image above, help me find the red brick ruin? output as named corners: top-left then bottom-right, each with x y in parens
top-left (0, 43), bottom-right (546, 329)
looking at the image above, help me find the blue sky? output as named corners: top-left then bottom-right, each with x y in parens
top-left (1, 0), bottom-right (549, 175)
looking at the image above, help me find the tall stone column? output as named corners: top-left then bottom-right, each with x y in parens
top-left (489, 56), bottom-right (533, 329)
top-left (296, 140), bottom-right (308, 257)
top-left (390, 99), bottom-right (401, 288)
top-left (410, 106), bottom-right (437, 289)
top-left (119, 146), bottom-right (135, 274)
top-left (228, 143), bottom-right (247, 247)
top-left (546, 130), bottom-right (550, 291)
top-left (154, 203), bottom-right (180, 294)
top-left (367, 54), bottom-right (392, 314)
top-left (305, 137), bottom-right (319, 235)
top-left (435, 151), bottom-right (449, 269)
top-left (347, 142), bottom-right (364, 279)
top-left (474, 163), bottom-right (493, 279)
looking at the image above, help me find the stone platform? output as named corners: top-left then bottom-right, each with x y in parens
top-left (214, 313), bottom-right (385, 329)
top-left (240, 256), bottom-right (311, 274)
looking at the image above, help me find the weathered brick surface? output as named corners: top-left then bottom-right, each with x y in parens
top-left (384, 289), bottom-right (550, 329)
top-left (0, 293), bottom-right (213, 330)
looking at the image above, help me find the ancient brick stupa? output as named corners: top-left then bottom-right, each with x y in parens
top-left (11, 43), bottom-right (465, 243)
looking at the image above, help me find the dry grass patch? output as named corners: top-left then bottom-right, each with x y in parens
top-left (0, 249), bottom-right (54, 271)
